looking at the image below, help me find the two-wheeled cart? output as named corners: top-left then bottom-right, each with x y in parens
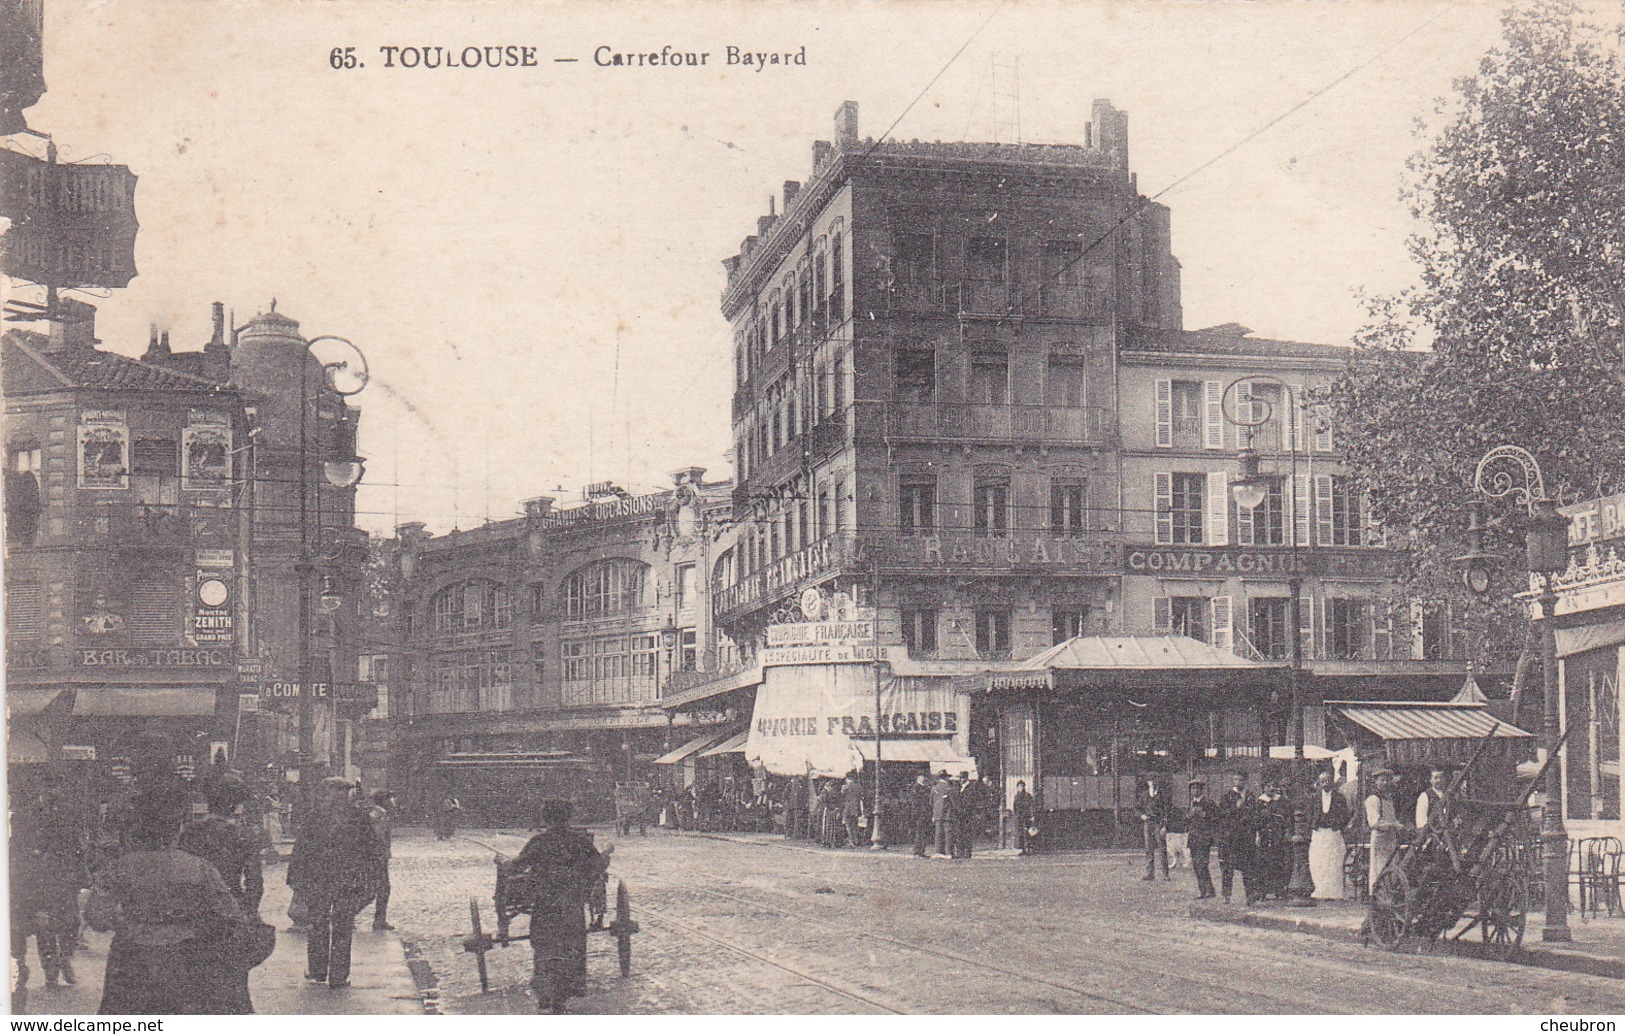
top-left (461, 854), bottom-right (639, 992)
top-left (1365, 726), bottom-right (1563, 960)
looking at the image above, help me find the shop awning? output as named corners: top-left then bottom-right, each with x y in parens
top-left (699, 730), bottom-right (750, 757)
top-left (71, 686), bottom-right (218, 717)
top-left (653, 726), bottom-right (736, 765)
top-left (1019, 635), bottom-right (1271, 671)
top-left (7, 729), bottom-right (51, 764)
top-left (1555, 619), bottom-right (1625, 658)
top-left (660, 667), bottom-right (762, 712)
top-left (850, 739), bottom-right (969, 767)
top-left (1331, 702), bottom-right (1534, 743)
top-left (7, 688), bottom-right (64, 716)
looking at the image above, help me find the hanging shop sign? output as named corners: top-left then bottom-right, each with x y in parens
top-left (744, 665), bottom-right (970, 776)
top-left (0, 151), bottom-right (139, 289)
top-left (1564, 494), bottom-right (1625, 548)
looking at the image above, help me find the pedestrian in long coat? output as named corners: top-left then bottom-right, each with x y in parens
top-left (10, 819), bottom-right (87, 992)
top-left (178, 783), bottom-right (264, 912)
top-left (86, 791), bottom-right (255, 1014)
top-left (1254, 782), bottom-right (1292, 900)
top-left (955, 775), bottom-right (985, 859)
top-left (511, 800), bottom-right (606, 1013)
top-left (1217, 772), bottom-right (1257, 904)
top-left (911, 775), bottom-right (935, 857)
top-left (287, 778), bottom-right (380, 988)
top-left (1011, 780), bottom-right (1036, 855)
top-left (366, 790), bottom-right (396, 930)
top-left (931, 772), bottom-right (958, 858)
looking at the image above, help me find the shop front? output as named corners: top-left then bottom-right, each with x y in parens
top-left (969, 635), bottom-right (1278, 850)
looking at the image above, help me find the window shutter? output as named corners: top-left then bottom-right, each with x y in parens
top-left (1154, 378), bottom-right (1173, 449)
top-left (1410, 599), bottom-right (1425, 660)
top-left (1364, 492), bottom-right (1384, 547)
top-left (1290, 403), bottom-right (1305, 453)
top-left (1315, 475), bottom-right (1335, 547)
top-left (1236, 492), bottom-right (1255, 546)
top-left (1293, 474), bottom-right (1311, 548)
top-left (1206, 470), bottom-right (1229, 546)
top-left (1211, 596), bottom-right (1234, 653)
top-left (1154, 472), bottom-right (1173, 545)
top-left (1153, 596), bottom-right (1171, 635)
top-left (1298, 592), bottom-right (1317, 661)
top-left (1204, 380), bottom-right (1225, 450)
top-left (1372, 602), bottom-right (1393, 660)
top-left (1313, 407), bottom-right (1333, 453)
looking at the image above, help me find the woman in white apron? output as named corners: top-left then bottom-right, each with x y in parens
top-left (1308, 771), bottom-right (1351, 899)
top-left (1364, 768), bottom-right (1403, 893)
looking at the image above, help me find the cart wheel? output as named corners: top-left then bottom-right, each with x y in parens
top-left (614, 881), bottom-right (637, 978)
top-left (469, 897), bottom-right (491, 992)
top-left (1368, 868), bottom-right (1412, 950)
top-left (1479, 872), bottom-right (1528, 960)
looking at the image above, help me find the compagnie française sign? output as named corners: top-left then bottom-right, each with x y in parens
top-left (761, 618), bottom-right (880, 667)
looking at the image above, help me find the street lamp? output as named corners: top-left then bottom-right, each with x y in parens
top-left (1463, 444), bottom-right (1571, 943)
top-left (296, 335), bottom-right (368, 802)
top-left (1221, 375), bottom-right (1316, 908)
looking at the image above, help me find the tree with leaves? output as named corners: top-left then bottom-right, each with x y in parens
top-left (1324, 0), bottom-right (1625, 691)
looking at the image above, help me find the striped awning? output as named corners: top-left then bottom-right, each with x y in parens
top-left (699, 730), bottom-right (750, 757)
top-left (1331, 703), bottom-right (1533, 742)
top-left (653, 726), bottom-right (736, 765)
top-left (72, 686), bottom-right (217, 717)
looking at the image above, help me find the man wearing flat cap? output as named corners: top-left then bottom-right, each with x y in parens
top-left (1185, 779), bottom-right (1220, 899)
top-left (288, 777), bottom-right (380, 988)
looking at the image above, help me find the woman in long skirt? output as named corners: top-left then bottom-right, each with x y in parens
top-left (1308, 771), bottom-right (1351, 899)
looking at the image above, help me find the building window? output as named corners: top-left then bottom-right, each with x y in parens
top-left (1042, 240), bottom-right (1082, 285)
top-left (1248, 597), bottom-right (1290, 660)
top-left (967, 236), bottom-right (1007, 282)
top-left (431, 580), bottom-right (513, 634)
top-left (974, 608), bottom-right (1011, 659)
top-left (830, 233), bottom-right (846, 319)
top-left (1327, 598), bottom-right (1371, 660)
top-left (1046, 357), bottom-right (1086, 408)
top-left (130, 438), bottom-right (176, 476)
top-left (680, 628), bottom-right (698, 672)
top-left (1327, 476), bottom-right (1367, 546)
top-left (1050, 480), bottom-right (1086, 535)
top-left (1240, 477), bottom-right (1286, 546)
top-left (1157, 472), bottom-right (1205, 545)
top-left (675, 564), bottom-right (696, 611)
top-left (128, 575), bottom-right (179, 645)
top-left (833, 356), bottom-right (846, 414)
top-left (1167, 597), bottom-right (1209, 643)
top-left (530, 641), bottom-right (546, 685)
top-left (1171, 380), bottom-right (1204, 448)
top-left (968, 355), bottom-right (1008, 405)
top-left (899, 480), bottom-right (936, 535)
top-left (562, 560), bottom-right (648, 619)
top-left (973, 480), bottom-right (1009, 536)
top-left (529, 583), bottom-right (547, 621)
top-left (894, 231), bottom-right (935, 283)
top-left (6, 443), bottom-right (42, 546)
top-left (6, 583), bottom-right (41, 643)
top-left (1418, 601), bottom-right (1450, 660)
top-left (1052, 606), bottom-right (1088, 644)
top-left (895, 348), bottom-right (935, 404)
top-left (902, 607), bottom-right (938, 656)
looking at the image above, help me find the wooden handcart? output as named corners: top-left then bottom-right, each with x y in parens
top-left (1365, 726), bottom-right (1562, 960)
top-left (461, 853), bottom-right (639, 992)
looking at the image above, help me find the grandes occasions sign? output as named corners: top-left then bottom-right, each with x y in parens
top-left (745, 666), bottom-right (970, 777)
top-left (540, 491), bottom-right (673, 530)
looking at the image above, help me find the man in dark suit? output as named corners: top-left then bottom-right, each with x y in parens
top-left (1217, 771), bottom-right (1257, 905)
top-left (1139, 777), bottom-right (1171, 881)
top-left (955, 775), bottom-right (985, 859)
top-left (930, 771), bottom-right (957, 859)
top-left (1186, 778), bottom-right (1219, 899)
top-left (910, 775), bottom-right (933, 857)
top-left (840, 773), bottom-right (866, 848)
top-left (1011, 780), bottom-right (1036, 856)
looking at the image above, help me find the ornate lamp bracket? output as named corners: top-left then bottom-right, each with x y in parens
top-left (1473, 444), bottom-right (1547, 515)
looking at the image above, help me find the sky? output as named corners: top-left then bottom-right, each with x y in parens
top-left (12, 0), bottom-right (1512, 535)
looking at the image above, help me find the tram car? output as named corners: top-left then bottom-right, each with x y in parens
top-left (431, 751), bottom-right (616, 827)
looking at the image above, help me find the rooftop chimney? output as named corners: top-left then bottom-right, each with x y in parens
top-left (46, 298), bottom-right (97, 354)
top-left (671, 466), bottom-right (707, 487)
top-left (834, 101), bottom-right (859, 148)
top-left (783, 180), bottom-right (801, 209)
top-left (206, 301), bottom-right (227, 355)
top-left (1089, 99), bottom-right (1129, 172)
top-left (812, 140), bottom-right (833, 170)
top-left (522, 496), bottom-right (555, 519)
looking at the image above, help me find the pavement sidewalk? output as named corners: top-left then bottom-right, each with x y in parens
top-left (1190, 896), bottom-right (1625, 980)
top-left (14, 860), bottom-right (423, 1016)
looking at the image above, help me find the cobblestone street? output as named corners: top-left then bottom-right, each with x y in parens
top-left (381, 826), bottom-right (1625, 1015)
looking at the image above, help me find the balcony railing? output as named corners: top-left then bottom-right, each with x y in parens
top-left (1037, 285), bottom-right (1110, 320)
top-left (83, 502), bottom-right (191, 550)
top-left (863, 401), bottom-right (1113, 445)
top-left (713, 531), bottom-right (864, 622)
top-left (887, 279), bottom-right (946, 315)
top-left (957, 281), bottom-right (1017, 317)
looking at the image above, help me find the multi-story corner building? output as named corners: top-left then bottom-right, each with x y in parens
top-left (683, 100), bottom-right (1484, 844)
top-left (382, 469), bottom-right (735, 819)
top-left (2, 300), bottom-right (370, 788)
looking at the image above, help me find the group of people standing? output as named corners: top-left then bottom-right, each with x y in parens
top-left (1143, 771), bottom-right (1355, 905)
top-left (777, 769), bottom-right (996, 856)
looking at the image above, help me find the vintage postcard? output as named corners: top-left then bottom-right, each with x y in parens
top-left (3, 0), bottom-right (1624, 1021)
